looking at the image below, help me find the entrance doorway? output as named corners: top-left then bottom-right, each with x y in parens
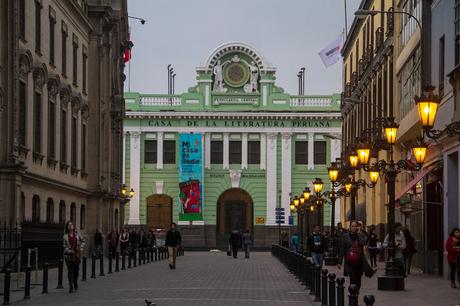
top-left (216, 188), bottom-right (253, 247)
top-left (146, 194), bottom-right (172, 230)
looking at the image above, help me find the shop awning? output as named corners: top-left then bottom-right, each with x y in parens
top-left (395, 166), bottom-right (433, 201)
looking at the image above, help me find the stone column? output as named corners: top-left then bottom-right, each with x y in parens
top-left (205, 133), bottom-right (211, 169)
top-left (308, 133), bottom-right (314, 170)
top-left (266, 133), bottom-right (278, 225)
top-left (242, 133), bottom-right (248, 169)
top-left (260, 133), bottom-right (266, 170)
top-left (281, 133), bottom-right (292, 223)
top-left (122, 132), bottom-right (127, 183)
top-left (223, 133), bottom-right (229, 170)
top-left (128, 132), bottom-right (141, 225)
top-left (157, 132), bottom-right (163, 169)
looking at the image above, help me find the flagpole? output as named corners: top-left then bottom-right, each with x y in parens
top-left (344, 0), bottom-right (348, 37)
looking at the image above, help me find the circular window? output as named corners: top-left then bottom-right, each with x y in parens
top-left (224, 62), bottom-right (249, 88)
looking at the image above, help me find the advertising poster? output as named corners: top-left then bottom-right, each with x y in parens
top-left (178, 133), bottom-right (203, 221)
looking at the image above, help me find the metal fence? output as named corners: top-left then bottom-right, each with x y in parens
top-left (0, 221), bottom-right (21, 272)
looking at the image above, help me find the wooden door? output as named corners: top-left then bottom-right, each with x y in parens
top-left (146, 195), bottom-right (172, 230)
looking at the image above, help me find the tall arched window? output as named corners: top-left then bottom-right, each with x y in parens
top-left (80, 205), bottom-right (86, 229)
top-left (46, 198), bottom-right (54, 223)
top-left (70, 203), bottom-right (76, 224)
top-left (114, 209), bottom-right (119, 231)
top-left (59, 200), bottom-right (66, 224)
top-left (32, 195), bottom-right (40, 222)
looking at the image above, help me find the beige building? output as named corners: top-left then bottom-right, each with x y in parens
top-left (0, 0), bottom-right (128, 251)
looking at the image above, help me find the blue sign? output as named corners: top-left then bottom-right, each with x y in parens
top-left (288, 216), bottom-right (294, 225)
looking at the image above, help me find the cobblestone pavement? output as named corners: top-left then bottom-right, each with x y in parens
top-left (325, 262), bottom-right (460, 306)
top-left (12, 252), bottom-right (312, 306)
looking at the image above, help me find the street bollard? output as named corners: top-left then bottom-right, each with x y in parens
top-left (82, 257), bottom-right (87, 281)
top-left (143, 248), bottom-right (147, 264)
top-left (336, 277), bottom-right (345, 306)
top-left (42, 262), bottom-right (49, 294)
top-left (99, 254), bottom-right (105, 276)
top-left (364, 295), bottom-right (376, 306)
top-left (321, 269), bottom-right (328, 306)
top-left (139, 249), bottom-right (142, 266)
top-left (115, 252), bottom-right (120, 272)
top-left (56, 259), bottom-right (64, 289)
top-left (108, 254), bottom-right (113, 274)
top-left (348, 284), bottom-right (359, 306)
top-left (309, 261), bottom-right (315, 296)
top-left (24, 266), bottom-right (31, 299)
top-left (151, 248), bottom-right (154, 261)
top-left (155, 248), bottom-right (158, 261)
top-left (133, 250), bottom-right (137, 267)
top-left (3, 268), bottom-right (11, 305)
top-left (314, 266), bottom-right (321, 302)
top-left (122, 253), bottom-right (126, 270)
top-left (128, 252), bottom-right (132, 268)
top-left (91, 255), bottom-right (96, 278)
top-left (146, 248), bottom-right (150, 263)
top-left (328, 273), bottom-right (336, 306)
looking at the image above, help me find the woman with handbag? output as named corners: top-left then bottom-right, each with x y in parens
top-left (337, 220), bottom-right (371, 292)
top-left (63, 221), bottom-right (86, 293)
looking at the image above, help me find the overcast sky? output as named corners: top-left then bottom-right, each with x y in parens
top-left (126, 0), bottom-right (361, 95)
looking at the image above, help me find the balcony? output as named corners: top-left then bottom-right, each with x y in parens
top-left (140, 95), bottom-right (181, 106)
top-left (290, 96), bottom-right (333, 107)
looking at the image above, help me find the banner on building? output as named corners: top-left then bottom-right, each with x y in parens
top-left (318, 34), bottom-right (344, 68)
top-left (178, 133), bottom-right (203, 221)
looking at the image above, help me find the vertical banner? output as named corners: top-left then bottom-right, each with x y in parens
top-left (179, 133), bottom-right (203, 221)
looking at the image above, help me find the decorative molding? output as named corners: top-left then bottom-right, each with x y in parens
top-left (126, 111), bottom-right (341, 120)
top-left (229, 170), bottom-right (242, 188)
top-left (267, 133), bottom-right (277, 150)
top-left (155, 181), bottom-right (164, 194)
top-left (32, 63), bottom-right (48, 89)
top-left (282, 133), bottom-right (292, 150)
top-left (47, 74), bottom-right (61, 96)
top-left (18, 49), bottom-right (33, 79)
top-left (59, 84), bottom-right (72, 106)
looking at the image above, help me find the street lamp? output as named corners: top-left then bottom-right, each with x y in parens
top-left (313, 178), bottom-right (324, 195)
top-left (121, 184), bottom-right (127, 196)
top-left (303, 187), bottom-right (311, 201)
top-left (328, 163), bottom-right (339, 183)
top-left (129, 188), bottom-right (135, 198)
top-left (349, 151), bottom-right (359, 168)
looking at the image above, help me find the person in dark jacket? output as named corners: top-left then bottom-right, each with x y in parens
top-left (367, 230), bottom-right (380, 268)
top-left (93, 228), bottom-right (103, 258)
top-left (403, 229), bottom-right (417, 275)
top-left (165, 223), bottom-right (182, 269)
top-left (229, 229), bottom-right (243, 259)
top-left (338, 220), bottom-right (370, 292)
top-left (107, 228), bottom-right (119, 258)
top-left (307, 225), bottom-right (327, 268)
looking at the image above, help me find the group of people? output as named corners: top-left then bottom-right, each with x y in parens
top-left (93, 228), bottom-right (158, 257)
top-left (62, 221), bottom-right (182, 293)
top-left (228, 229), bottom-right (253, 259)
top-left (283, 221), bottom-right (418, 292)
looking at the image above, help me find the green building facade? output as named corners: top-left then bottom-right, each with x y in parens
top-left (123, 42), bottom-right (342, 248)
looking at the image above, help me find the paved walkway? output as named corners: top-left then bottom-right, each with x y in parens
top-left (12, 252), bottom-right (311, 306)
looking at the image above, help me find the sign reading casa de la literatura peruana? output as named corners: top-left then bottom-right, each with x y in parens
top-left (123, 42), bottom-right (342, 248)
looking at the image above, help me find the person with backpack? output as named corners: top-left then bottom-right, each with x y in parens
top-left (337, 220), bottom-right (370, 292)
top-left (307, 225), bottom-right (327, 268)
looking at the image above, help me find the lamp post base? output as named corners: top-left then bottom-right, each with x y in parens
top-left (324, 256), bottom-right (338, 266)
top-left (377, 275), bottom-right (405, 290)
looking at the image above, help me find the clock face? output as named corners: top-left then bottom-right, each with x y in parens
top-left (224, 62), bottom-right (249, 88)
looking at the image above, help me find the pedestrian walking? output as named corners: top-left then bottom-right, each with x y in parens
top-left (290, 233), bottom-right (299, 252)
top-left (367, 231), bottom-right (380, 268)
top-left (119, 228), bottom-right (130, 255)
top-left (307, 225), bottom-right (326, 268)
top-left (165, 222), bottom-right (182, 269)
top-left (63, 221), bottom-right (86, 293)
top-left (403, 229), bottom-right (417, 275)
top-left (107, 228), bottom-right (119, 258)
top-left (383, 223), bottom-right (406, 276)
top-left (242, 229), bottom-right (253, 259)
top-left (446, 228), bottom-right (460, 288)
top-left (229, 229), bottom-right (243, 259)
top-left (93, 228), bottom-right (103, 258)
top-left (338, 220), bottom-right (370, 293)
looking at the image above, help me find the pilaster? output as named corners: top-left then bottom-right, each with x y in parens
top-left (242, 133), bottom-right (248, 169)
top-left (157, 132), bottom-right (163, 169)
top-left (128, 132), bottom-right (141, 225)
top-left (223, 132), bottom-right (229, 169)
top-left (266, 133), bottom-right (278, 225)
top-left (308, 133), bottom-right (314, 170)
top-left (281, 133), bottom-right (292, 223)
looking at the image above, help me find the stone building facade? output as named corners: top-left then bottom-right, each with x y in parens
top-left (0, 0), bottom-right (129, 251)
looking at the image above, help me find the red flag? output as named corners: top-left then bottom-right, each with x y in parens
top-left (123, 32), bottom-right (132, 63)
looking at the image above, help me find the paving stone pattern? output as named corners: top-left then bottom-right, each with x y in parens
top-left (13, 252), bottom-right (312, 306)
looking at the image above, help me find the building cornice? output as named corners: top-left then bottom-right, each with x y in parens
top-left (125, 111), bottom-right (342, 120)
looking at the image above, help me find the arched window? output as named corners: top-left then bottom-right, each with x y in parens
top-left (59, 201), bottom-right (66, 224)
top-left (70, 203), bottom-right (76, 225)
top-left (114, 209), bottom-right (119, 231)
top-left (80, 205), bottom-right (86, 229)
top-left (32, 195), bottom-right (40, 222)
top-left (46, 198), bottom-right (54, 223)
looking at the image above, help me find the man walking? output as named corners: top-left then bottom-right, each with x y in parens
top-left (229, 229), bottom-right (243, 259)
top-left (307, 225), bottom-right (327, 268)
top-left (93, 228), bottom-right (103, 258)
top-left (165, 222), bottom-right (181, 269)
top-left (242, 229), bottom-right (253, 259)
